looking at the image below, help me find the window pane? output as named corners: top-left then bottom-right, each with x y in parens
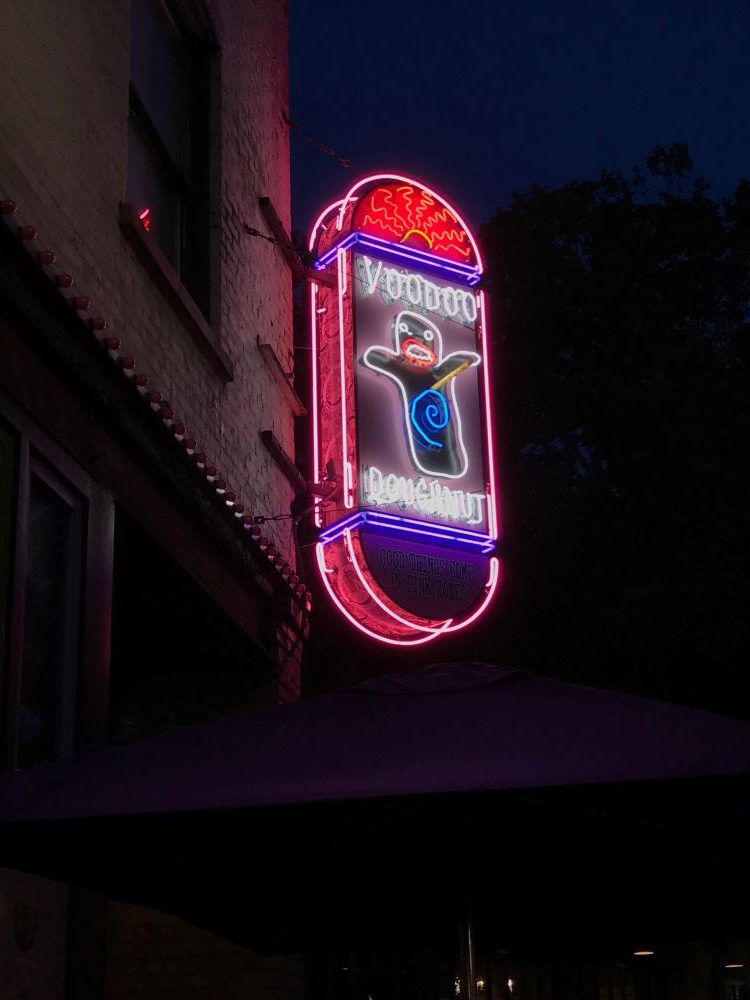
top-left (0, 422), bottom-right (18, 719)
top-left (18, 474), bottom-right (81, 767)
top-left (127, 116), bottom-right (182, 270)
top-left (130, 0), bottom-right (189, 174)
top-left (127, 0), bottom-right (212, 317)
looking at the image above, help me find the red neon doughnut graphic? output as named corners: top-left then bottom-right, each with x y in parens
top-left (353, 183), bottom-right (475, 264)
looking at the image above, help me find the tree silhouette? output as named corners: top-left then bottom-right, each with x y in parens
top-left (480, 145), bottom-right (750, 715)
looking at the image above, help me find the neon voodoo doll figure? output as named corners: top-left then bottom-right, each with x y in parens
top-left (361, 311), bottom-right (480, 478)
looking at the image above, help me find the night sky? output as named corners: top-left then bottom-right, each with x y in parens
top-left (289, 0), bottom-right (749, 236)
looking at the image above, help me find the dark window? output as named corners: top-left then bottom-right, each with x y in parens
top-left (127, 0), bottom-right (214, 317)
top-left (17, 464), bottom-right (84, 767)
top-left (109, 507), bottom-right (275, 742)
top-left (0, 422), bottom-right (17, 706)
top-left (0, 396), bottom-right (114, 771)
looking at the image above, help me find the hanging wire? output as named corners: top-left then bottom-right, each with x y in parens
top-left (242, 223), bottom-right (299, 255)
top-left (283, 111), bottom-right (351, 169)
top-left (247, 512), bottom-right (294, 523)
top-left (250, 503), bottom-right (349, 525)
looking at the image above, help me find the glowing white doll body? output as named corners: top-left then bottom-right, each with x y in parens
top-left (361, 311), bottom-right (480, 479)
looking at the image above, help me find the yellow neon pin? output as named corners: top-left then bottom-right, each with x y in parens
top-left (430, 360), bottom-right (471, 391)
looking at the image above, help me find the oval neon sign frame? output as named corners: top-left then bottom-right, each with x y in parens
top-left (309, 174), bottom-right (501, 645)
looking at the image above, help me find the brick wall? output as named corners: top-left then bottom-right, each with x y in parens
top-left (0, 0), bottom-right (298, 566)
top-left (0, 2), bottom-right (308, 995)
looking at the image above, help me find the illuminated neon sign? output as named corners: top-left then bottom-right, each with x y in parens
top-left (310, 175), bottom-right (501, 644)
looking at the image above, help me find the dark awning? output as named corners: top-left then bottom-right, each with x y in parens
top-left (2, 663), bottom-right (750, 952)
top-left (4, 662), bottom-right (750, 820)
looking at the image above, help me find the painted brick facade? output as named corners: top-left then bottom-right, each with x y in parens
top-left (0, 0), bottom-right (310, 995)
top-left (0, 0), bottom-right (297, 565)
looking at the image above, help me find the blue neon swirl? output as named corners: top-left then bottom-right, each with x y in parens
top-left (410, 389), bottom-right (449, 450)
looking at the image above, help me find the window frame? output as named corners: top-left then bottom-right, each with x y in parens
top-left (12, 454), bottom-right (85, 767)
top-left (126, 0), bottom-right (219, 324)
top-left (0, 390), bottom-right (114, 771)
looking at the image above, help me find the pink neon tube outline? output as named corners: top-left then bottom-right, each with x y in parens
top-left (478, 291), bottom-right (500, 538)
top-left (334, 173), bottom-right (484, 272)
top-left (315, 542), bottom-right (444, 647)
top-left (308, 199), bottom-right (344, 253)
top-left (311, 179), bottom-right (500, 642)
top-left (344, 526), bottom-right (499, 637)
top-left (441, 557), bottom-right (500, 633)
top-left (316, 540), bottom-right (499, 645)
top-left (343, 529), bottom-right (452, 636)
top-left (310, 281), bottom-right (322, 527)
top-left (337, 249), bottom-right (353, 507)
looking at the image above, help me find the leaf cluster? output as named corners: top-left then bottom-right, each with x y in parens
top-left (480, 146), bottom-right (750, 714)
